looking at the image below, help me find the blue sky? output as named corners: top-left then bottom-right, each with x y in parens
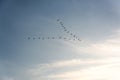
top-left (1, 0), bottom-right (120, 80)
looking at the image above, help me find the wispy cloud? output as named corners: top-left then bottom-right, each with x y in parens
top-left (48, 63), bottom-right (120, 80)
top-left (27, 57), bottom-right (120, 80)
top-left (66, 29), bottom-right (120, 57)
top-left (26, 29), bottom-right (120, 80)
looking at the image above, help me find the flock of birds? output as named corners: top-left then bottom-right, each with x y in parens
top-left (27, 19), bottom-right (82, 42)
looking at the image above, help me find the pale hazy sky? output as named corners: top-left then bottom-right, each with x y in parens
top-left (1, 0), bottom-right (120, 80)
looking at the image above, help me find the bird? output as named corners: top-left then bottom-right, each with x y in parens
top-left (28, 37), bottom-right (30, 39)
top-left (52, 37), bottom-right (55, 39)
top-left (70, 33), bottom-right (73, 35)
top-left (38, 37), bottom-right (40, 39)
top-left (57, 19), bottom-right (60, 22)
top-left (67, 31), bottom-right (69, 33)
top-left (60, 22), bottom-right (63, 25)
top-left (33, 37), bottom-right (35, 40)
top-left (73, 35), bottom-right (76, 37)
top-left (59, 37), bottom-right (61, 39)
top-left (78, 39), bottom-right (81, 41)
top-left (64, 37), bottom-right (66, 40)
top-left (64, 29), bottom-right (67, 31)
top-left (48, 37), bottom-right (50, 39)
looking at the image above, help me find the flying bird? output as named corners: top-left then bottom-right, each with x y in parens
top-left (57, 19), bottom-right (60, 22)
top-left (27, 19), bottom-right (82, 43)
top-left (38, 37), bottom-right (40, 39)
top-left (33, 37), bottom-right (35, 40)
top-left (28, 37), bottom-right (30, 39)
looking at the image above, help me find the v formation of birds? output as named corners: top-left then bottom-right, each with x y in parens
top-left (27, 19), bottom-right (81, 42)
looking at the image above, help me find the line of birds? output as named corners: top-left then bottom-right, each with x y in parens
top-left (27, 36), bottom-right (78, 41)
top-left (27, 19), bottom-right (81, 42)
top-left (57, 19), bottom-right (81, 41)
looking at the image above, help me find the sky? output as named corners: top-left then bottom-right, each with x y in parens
top-left (1, 0), bottom-right (120, 80)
